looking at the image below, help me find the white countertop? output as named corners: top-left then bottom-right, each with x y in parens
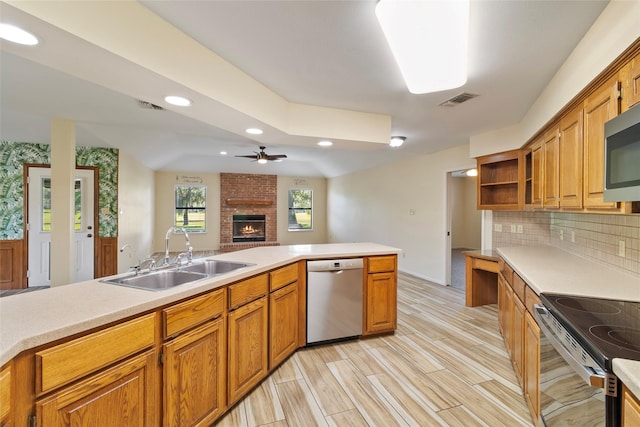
top-left (0, 243), bottom-right (401, 366)
top-left (497, 245), bottom-right (640, 399)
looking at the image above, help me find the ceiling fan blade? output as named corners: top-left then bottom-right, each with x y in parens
top-left (235, 155), bottom-right (258, 159)
top-left (266, 154), bottom-right (287, 160)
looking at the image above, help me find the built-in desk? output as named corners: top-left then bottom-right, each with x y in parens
top-left (463, 250), bottom-right (499, 307)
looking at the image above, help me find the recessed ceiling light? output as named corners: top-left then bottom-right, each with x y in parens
top-left (317, 140), bottom-right (333, 147)
top-left (220, 151), bottom-right (227, 156)
top-left (389, 136), bottom-right (406, 148)
top-left (164, 96), bottom-right (191, 107)
top-left (466, 168), bottom-right (478, 177)
top-left (245, 128), bottom-right (263, 135)
top-left (0, 23), bottom-right (39, 46)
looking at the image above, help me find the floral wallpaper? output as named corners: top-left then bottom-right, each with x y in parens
top-left (0, 142), bottom-right (118, 239)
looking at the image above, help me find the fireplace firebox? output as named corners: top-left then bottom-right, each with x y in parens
top-left (232, 215), bottom-right (266, 242)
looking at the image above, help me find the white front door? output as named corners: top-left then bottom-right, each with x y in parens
top-left (27, 167), bottom-right (95, 286)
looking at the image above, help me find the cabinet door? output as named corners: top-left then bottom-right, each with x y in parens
top-left (524, 311), bottom-right (540, 425)
top-left (497, 274), bottom-right (507, 337)
top-left (583, 76), bottom-right (620, 210)
top-left (542, 128), bottom-right (560, 209)
top-left (503, 285), bottom-right (514, 358)
top-left (559, 104), bottom-right (584, 208)
top-left (37, 350), bottom-right (158, 426)
top-left (269, 282), bottom-right (299, 368)
top-left (228, 296), bottom-right (268, 405)
top-left (364, 271), bottom-right (397, 335)
top-left (0, 363), bottom-right (10, 426)
top-left (512, 296), bottom-right (525, 385)
top-left (164, 317), bottom-right (226, 427)
top-left (530, 141), bottom-right (543, 208)
top-left (621, 53), bottom-right (640, 112)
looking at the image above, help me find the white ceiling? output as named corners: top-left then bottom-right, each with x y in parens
top-left (0, 1), bottom-right (609, 177)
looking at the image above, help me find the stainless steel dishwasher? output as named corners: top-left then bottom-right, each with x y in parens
top-left (306, 258), bottom-right (363, 345)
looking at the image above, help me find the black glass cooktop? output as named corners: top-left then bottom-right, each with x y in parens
top-left (540, 293), bottom-right (640, 370)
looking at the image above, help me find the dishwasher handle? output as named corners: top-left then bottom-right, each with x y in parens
top-left (307, 258), bottom-right (363, 272)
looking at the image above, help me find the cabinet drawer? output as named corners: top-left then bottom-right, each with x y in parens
top-left (270, 263), bottom-right (298, 292)
top-left (0, 363), bottom-right (10, 423)
top-left (512, 273), bottom-right (526, 303)
top-left (501, 261), bottom-right (514, 285)
top-left (163, 288), bottom-right (225, 338)
top-left (36, 313), bottom-right (156, 394)
top-left (525, 285), bottom-right (540, 315)
top-left (472, 257), bottom-right (499, 273)
top-left (367, 255), bottom-right (396, 273)
top-left (229, 274), bottom-right (269, 310)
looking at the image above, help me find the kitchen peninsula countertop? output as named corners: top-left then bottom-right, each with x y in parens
top-left (0, 242), bottom-right (401, 366)
top-left (497, 245), bottom-right (640, 400)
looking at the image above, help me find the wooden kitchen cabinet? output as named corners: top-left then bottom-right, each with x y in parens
top-left (477, 149), bottom-right (524, 210)
top-left (163, 289), bottom-right (227, 427)
top-left (164, 317), bottom-right (226, 427)
top-left (269, 282), bottom-right (299, 368)
top-left (36, 349), bottom-right (158, 426)
top-left (530, 139), bottom-right (543, 208)
top-left (542, 127), bottom-right (560, 209)
top-left (0, 363), bottom-right (10, 426)
top-left (622, 384), bottom-right (640, 426)
top-left (227, 295), bottom-right (268, 405)
top-left (621, 52), bottom-right (640, 112)
top-left (583, 75), bottom-right (621, 210)
top-left (512, 294), bottom-right (525, 385)
top-left (524, 310), bottom-right (540, 425)
top-left (559, 103), bottom-right (584, 209)
top-left (364, 255), bottom-right (397, 335)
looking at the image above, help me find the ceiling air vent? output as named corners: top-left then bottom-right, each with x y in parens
top-left (136, 100), bottom-right (165, 111)
top-left (439, 92), bottom-right (479, 108)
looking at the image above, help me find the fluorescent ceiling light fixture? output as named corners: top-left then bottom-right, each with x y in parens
top-left (317, 140), bottom-right (333, 147)
top-left (389, 136), bottom-right (406, 148)
top-left (164, 95), bottom-right (191, 106)
top-left (466, 168), bottom-right (478, 177)
top-left (245, 128), bottom-right (263, 135)
top-left (375, 0), bottom-right (469, 94)
top-left (0, 23), bottom-right (39, 45)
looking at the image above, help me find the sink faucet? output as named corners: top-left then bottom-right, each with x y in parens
top-left (164, 226), bottom-right (193, 265)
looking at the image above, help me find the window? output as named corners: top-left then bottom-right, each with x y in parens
top-left (175, 185), bottom-right (206, 232)
top-left (288, 189), bottom-right (312, 230)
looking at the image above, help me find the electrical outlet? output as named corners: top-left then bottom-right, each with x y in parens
top-left (571, 230), bottom-right (575, 243)
top-left (510, 224), bottom-right (517, 233)
top-left (409, 209), bottom-right (416, 216)
top-left (494, 224), bottom-right (502, 232)
top-left (560, 230), bottom-right (564, 241)
top-left (517, 224), bottom-right (523, 234)
top-left (619, 240), bottom-right (626, 257)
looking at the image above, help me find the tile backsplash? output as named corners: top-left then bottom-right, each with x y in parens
top-left (493, 211), bottom-right (640, 278)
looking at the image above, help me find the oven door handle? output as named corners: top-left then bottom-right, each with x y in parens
top-left (533, 304), bottom-right (606, 389)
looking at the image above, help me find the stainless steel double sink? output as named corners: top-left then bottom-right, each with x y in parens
top-left (100, 260), bottom-right (254, 291)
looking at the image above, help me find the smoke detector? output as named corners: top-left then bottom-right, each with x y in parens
top-left (136, 100), bottom-right (165, 111)
top-left (439, 92), bottom-right (479, 107)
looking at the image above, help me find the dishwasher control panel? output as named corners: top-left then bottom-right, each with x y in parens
top-left (306, 258), bottom-right (363, 272)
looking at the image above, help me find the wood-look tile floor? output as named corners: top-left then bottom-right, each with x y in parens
top-left (215, 273), bottom-right (534, 426)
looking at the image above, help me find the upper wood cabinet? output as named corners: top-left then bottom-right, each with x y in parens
top-left (621, 52), bottom-right (640, 112)
top-left (530, 127), bottom-right (560, 209)
top-left (476, 149), bottom-right (524, 210)
top-left (583, 75), bottom-right (621, 210)
top-left (559, 104), bottom-right (584, 209)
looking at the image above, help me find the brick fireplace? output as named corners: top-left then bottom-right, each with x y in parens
top-left (220, 173), bottom-right (279, 252)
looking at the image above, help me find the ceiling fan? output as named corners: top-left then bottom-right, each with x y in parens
top-left (235, 146), bottom-right (287, 164)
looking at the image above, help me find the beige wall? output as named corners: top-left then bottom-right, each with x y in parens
top-left (154, 171), bottom-right (221, 254)
top-left (328, 144), bottom-right (474, 284)
top-left (450, 175), bottom-right (481, 249)
top-left (277, 176), bottom-right (328, 245)
top-left (117, 152), bottom-right (155, 273)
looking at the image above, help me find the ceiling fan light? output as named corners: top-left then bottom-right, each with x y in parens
top-left (375, 0), bottom-right (469, 94)
top-left (257, 158), bottom-right (268, 164)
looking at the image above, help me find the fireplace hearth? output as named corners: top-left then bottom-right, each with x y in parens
top-left (233, 215), bottom-right (266, 242)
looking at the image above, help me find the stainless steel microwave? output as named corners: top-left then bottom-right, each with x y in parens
top-left (604, 104), bottom-right (640, 202)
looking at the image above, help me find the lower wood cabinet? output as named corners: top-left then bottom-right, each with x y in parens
top-left (364, 271), bottom-right (397, 335)
top-left (36, 349), bottom-right (158, 426)
top-left (227, 296), bottom-right (269, 405)
top-left (0, 363), bottom-right (11, 425)
top-left (622, 384), bottom-right (640, 426)
top-left (512, 294), bottom-right (525, 385)
top-left (524, 311), bottom-right (540, 423)
top-left (269, 282), bottom-right (299, 368)
top-left (164, 317), bottom-right (226, 427)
